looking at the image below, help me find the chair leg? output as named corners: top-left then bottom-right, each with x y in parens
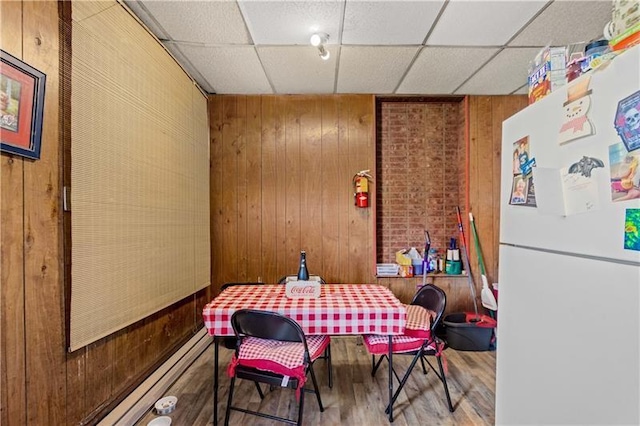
top-left (326, 344), bottom-right (333, 388)
top-left (384, 351), bottom-right (421, 415)
top-left (224, 376), bottom-right (236, 426)
top-left (308, 364), bottom-right (324, 412)
top-left (371, 354), bottom-right (387, 377)
top-left (420, 354), bottom-right (428, 375)
top-left (296, 385), bottom-right (305, 426)
top-left (254, 381), bottom-right (264, 399)
top-left (436, 355), bottom-right (454, 412)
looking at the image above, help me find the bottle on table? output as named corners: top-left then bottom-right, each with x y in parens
top-left (297, 250), bottom-right (309, 281)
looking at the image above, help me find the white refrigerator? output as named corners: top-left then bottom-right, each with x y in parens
top-left (496, 45), bottom-right (640, 425)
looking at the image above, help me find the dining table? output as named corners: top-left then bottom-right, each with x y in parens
top-left (202, 283), bottom-right (407, 424)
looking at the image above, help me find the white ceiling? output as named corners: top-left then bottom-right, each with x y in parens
top-left (123, 0), bottom-right (613, 95)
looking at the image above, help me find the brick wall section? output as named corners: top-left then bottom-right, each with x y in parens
top-left (377, 101), bottom-right (464, 263)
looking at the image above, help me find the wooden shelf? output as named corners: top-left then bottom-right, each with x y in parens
top-left (375, 273), bottom-right (468, 279)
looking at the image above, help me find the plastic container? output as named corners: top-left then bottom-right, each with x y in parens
top-left (445, 259), bottom-right (461, 274)
top-left (443, 313), bottom-right (496, 351)
top-left (585, 39), bottom-right (609, 57)
top-left (412, 259), bottom-right (423, 275)
top-left (582, 39), bottom-right (611, 73)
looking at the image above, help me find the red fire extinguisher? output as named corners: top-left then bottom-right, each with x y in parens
top-left (353, 170), bottom-right (372, 208)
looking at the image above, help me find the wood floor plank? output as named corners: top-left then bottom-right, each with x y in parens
top-left (136, 337), bottom-right (495, 425)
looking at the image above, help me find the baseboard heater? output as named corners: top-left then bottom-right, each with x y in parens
top-left (99, 327), bottom-right (212, 425)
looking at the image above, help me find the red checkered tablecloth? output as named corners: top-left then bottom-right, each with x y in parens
top-left (203, 284), bottom-right (406, 337)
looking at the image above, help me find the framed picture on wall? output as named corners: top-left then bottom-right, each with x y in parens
top-left (1, 49), bottom-right (46, 160)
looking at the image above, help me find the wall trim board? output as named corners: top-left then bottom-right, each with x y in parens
top-left (97, 328), bottom-right (211, 426)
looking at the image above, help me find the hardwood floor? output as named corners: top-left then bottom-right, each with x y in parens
top-left (136, 337), bottom-right (495, 425)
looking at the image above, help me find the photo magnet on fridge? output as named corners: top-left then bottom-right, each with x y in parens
top-left (609, 142), bottom-right (640, 202)
top-left (614, 90), bottom-right (640, 152)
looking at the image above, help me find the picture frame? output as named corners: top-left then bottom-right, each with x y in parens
top-left (1, 49), bottom-right (46, 160)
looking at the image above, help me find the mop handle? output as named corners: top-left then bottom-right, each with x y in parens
top-left (456, 207), bottom-right (479, 318)
top-left (469, 213), bottom-right (487, 276)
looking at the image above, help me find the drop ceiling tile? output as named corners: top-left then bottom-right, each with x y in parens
top-left (337, 46), bottom-right (418, 93)
top-left (179, 45), bottom-right (272, 94)
top-left (258, 46), bottom-right (337, 94)
top-left (427, 0), bottom-right (547, 46)
top-left (163, 43), bottom-right (215, 93)
top-left (342, 1), bottom-right (444, 45)
top-left (139, 0), bottom-right (250, 44)
top-left (510, 0), bottom-right (612, 47)
top-left (124, 1), bottom-right (169, 38)
top-left (455, 47), bottom-right (541, 95)
top-left (397, 47), bottom-right (499, 94)
top-left (239, 0), bottom-right (343, 45)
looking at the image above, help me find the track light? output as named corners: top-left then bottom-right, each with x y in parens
top-left (318, 45), bottom-right (330, 60)
top-left (310, 32), bottom-right (330, 60)
top-left (310, 33), bottom-right (324, 47)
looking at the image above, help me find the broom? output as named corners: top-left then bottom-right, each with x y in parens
top-left (469, 213), bottom-right (498, 312)
top-left (456, 207), bottom-right (479, 320)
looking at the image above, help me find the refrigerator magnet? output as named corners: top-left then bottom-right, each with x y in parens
top-left (614, 90), bottom-right (640, 152)
top-left (558, 76), bottom-right (595, 145)
top-left (624, 209), bottom-right (640, 251)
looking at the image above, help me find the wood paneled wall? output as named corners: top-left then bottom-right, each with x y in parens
top-left (209, 94), bottom-right (527, 312)
top-left (1, 3), bottom-right (209, 424)
top-left (467, 96), bottom-right (528, 299)
top-left (209, 95), bottom-right (376, 290)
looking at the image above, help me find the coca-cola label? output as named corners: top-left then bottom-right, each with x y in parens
top-left (285, 281), bottom-right (321, 299)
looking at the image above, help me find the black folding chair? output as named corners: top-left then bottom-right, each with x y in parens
top-left (362, 284), bottom-right (454, 416)
top-left (224, 309), bottom-right (329, 426)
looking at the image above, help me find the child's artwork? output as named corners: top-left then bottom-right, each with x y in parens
top-left (624, 209), bottom-right (640, 251)
top-left (614, 90), bottom-right (640, 152)
top-left (609, 142), bottom-right (640, 202)
top-left (558, 76), bottom-right (595, 145)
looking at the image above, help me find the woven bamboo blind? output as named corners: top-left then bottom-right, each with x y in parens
top-left (69, 1), bottom-right (210, 351)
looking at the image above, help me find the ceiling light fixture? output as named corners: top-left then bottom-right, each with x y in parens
top-left (310, 32), bottom-right (330, 60)
top-left (318, 45), bottom-right (330, 61)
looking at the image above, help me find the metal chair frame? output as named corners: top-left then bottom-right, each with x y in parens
top-left (224, 309), bottom-right (325, 426)
top-left (369, 284), bottom-right (454, 415)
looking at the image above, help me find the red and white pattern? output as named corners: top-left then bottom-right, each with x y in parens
top-left (203, 284), bottom-right (406, 337)
top-left (404, 305), bottom-right (435, 339)
top-left (237, 335), bottom-right (329, 370)
top-left (227, 335), bottom-right (331, 398)
top-left (362, 334), bottom-right (432, 354)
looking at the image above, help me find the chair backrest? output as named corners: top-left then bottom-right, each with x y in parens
top-left (231, 309), bottom-right (311, 361)
top-left (277, 275), bottom-right (326, 284)
top-left (410, 284), bottom-right (447, 330)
